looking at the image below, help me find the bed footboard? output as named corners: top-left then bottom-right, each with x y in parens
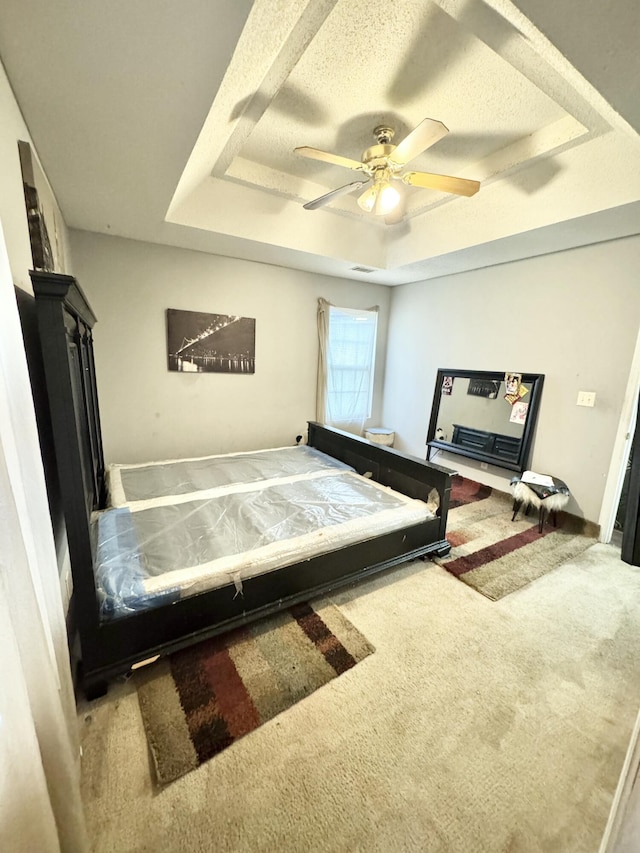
top-left (307, 421), bottom-right (452, 544)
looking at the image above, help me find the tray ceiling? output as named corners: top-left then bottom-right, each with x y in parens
top-left (1, 0), bottom-right (639, 284)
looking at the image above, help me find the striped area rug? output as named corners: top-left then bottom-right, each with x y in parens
top-left (135, 602), bottom-right (374, 784)
top-left (435, 475), bottom-right (598, 600)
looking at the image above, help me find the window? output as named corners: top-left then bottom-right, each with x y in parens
top-left (325, 305), bottom-right (378, 428)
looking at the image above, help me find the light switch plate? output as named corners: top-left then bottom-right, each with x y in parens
top-left (577, 391), bottom-right (596, 407)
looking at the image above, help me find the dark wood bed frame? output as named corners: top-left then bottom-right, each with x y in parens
top-left (31, 270), bottom-right (452, 698)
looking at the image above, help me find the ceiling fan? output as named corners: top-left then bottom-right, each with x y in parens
top-left (294, 118), bottom-right (480, 217)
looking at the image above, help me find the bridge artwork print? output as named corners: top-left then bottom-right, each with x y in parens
top-left (166, 308), bottom-right (256, 374)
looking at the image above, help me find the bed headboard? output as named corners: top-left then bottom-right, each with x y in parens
top-left (31, 271), bottom-right (105, 637)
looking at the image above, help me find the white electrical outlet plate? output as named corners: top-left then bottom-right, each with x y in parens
top-left (577, 391), bottom-right (596, 407)
top-left (480, 462), bottom-right (488, 470)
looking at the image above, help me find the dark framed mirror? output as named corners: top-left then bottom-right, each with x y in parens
top-left (426, 369), bottom-right (545, 472)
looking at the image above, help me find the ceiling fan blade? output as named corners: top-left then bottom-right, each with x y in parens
top-left (402, 170), bottom-right (480, 197)
top-left (303, 180), bottom-right (368, 210)
top-left (294, 146), bottom-right (364, 172)
top-left (387, 118), bottom-right (449, 166)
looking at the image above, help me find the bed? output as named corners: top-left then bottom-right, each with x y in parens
top-left (31, 270), bottom-right (452, 698)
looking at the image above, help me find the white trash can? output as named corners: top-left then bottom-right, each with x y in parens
top-left (365, 428), bottom-right (395, 447)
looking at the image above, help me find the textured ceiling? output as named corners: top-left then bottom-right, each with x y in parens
top-left (239, 0), bottom-right (567, 207)
top-left (0, 0), bottom-right (639, 284)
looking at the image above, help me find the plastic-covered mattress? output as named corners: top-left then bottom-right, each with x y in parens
top-left (107, 445), bottom-right (352, 507)
top-left (94, 447), bottom-right (435, 619)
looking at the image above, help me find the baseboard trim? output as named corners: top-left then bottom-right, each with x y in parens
top-left (492, 483), bottom-right (600, 539)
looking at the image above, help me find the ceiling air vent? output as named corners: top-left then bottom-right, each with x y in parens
top-left (350, 266), bottom-right (376, 274)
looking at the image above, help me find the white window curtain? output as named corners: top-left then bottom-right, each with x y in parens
top-left (0, 221), bottom-right (88, 853)
top-left (317, 298), bottom-right (378, 436)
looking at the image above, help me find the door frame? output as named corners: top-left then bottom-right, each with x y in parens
top-left (598, 328), bottom-right (640, 543)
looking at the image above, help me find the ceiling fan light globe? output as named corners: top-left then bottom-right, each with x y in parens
top-left (374, 183), bottom-right (400, 215)
top-left (357, 185), bottom-right (377, 212)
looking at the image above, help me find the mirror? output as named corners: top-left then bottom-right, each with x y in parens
top-left (426, 369), bottom-right (545, 472)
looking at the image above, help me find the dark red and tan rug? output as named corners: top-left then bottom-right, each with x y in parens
top-left (135, 601), bottom-right (374, 784)
top-left (435, 475), bottom-right (598, 600)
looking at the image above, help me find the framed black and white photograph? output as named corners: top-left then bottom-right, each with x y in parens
top-left (167, 308), bottom-right (255, 374)
top-left (18, 140), bottom-right (64, 273)
top-left (467, 378), bottom-right (501, 399)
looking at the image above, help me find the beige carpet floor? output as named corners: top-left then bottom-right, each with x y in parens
top-left (79, 543), bottom-right (640, 853)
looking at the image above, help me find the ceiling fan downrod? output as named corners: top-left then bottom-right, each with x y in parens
top-left (373, 125), bottom-right (395, 145)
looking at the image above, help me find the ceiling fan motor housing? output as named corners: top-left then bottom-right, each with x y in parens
top-left (362, 126), bottom-right (402, 175)
top-left (362, 143), bottom-right (399, 174)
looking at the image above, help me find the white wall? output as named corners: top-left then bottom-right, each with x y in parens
top-left (0, 51), bottom-right (76, 641)
top-left (0, 56), bottom-right (85, 851)
top-left (1, 55), bottom-right (72, 575)
top-left (0, 58), bottom-right (70, 290)
top-left (0, 60), bottom-right (32, 289)
top-left (382, 235), bottom-right (640, 523)
top-left (69, 230), bottom-right (391, 464)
